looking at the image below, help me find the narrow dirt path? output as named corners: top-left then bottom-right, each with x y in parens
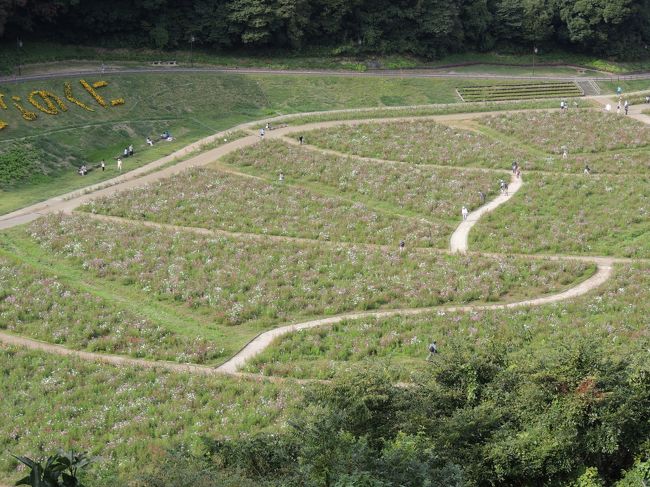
top-left (450, 174), bottom-right (522, 253)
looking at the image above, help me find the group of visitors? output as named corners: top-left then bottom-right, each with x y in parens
top-left (77, 129), bottom-right (174, 176)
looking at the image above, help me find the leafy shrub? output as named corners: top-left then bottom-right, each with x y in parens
top-left (0, 145), bottom-right (45, 187)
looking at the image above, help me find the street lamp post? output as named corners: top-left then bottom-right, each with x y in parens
top-left (16, 37), bottom-right (23, 76)
top-left (532, 46), bottom-right (538, 76)
top-left (190, 35), bottom-right (195, 68)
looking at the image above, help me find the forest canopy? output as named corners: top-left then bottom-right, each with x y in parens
top-left (1, 0), bottom-right (649, 59)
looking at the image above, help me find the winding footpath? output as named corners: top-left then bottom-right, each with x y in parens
top-left (0, 102), bottom-right (639, 377)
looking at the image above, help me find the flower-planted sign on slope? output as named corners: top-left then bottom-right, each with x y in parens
top-left (0, 79), bottom-right (125, 130)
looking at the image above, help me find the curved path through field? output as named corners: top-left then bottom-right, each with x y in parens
top-left (0, 104), bottom-right (640, 377)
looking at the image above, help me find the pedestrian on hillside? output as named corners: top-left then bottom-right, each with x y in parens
top-left (605, 103), bottom-right (611, 112)
top-left (562, 146), bottom-right (568, 160)
top-left (101, 159), bottom-right (105, 172)
top-left (427, 341), bottom-right (438, 360)
top-left (117, 157), bottom-right (122, 171)
top-left (260, 128), bottom-right (265, 138)
top-left (499, 179), bottom-right (508, 196)
top-left (299, 135), bottom-right (304, 145)
top-left (617, 104), bottom-right (621, 115)
top-left (512, 161), bottom-right (518, 174)
top-left (462, 206), bottom-right (469, 221)
top-left (399, 240), bottom-right (405, 253)
top-left (584, 164), bottom-right (591, 175)
top-left (515, 167), bottom-right (521, 179)
top-left (624, 100), bottom-right (629, 115)
top-left (146, 136), bottom-right (154, 146)
top-left (128, 144), bottom-right (134, 156)
top-left (279, 171), bottom-right (284, 182)
top-left (645, 96), bottom-right (650, 104)
top-left (479, 191), bottom-right (486, 203)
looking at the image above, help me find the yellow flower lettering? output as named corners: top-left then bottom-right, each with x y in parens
top-left (0, 94), bottom-right (7, 110)
top-left (111, 98), bottom-right (125, 106)
top-left (80, 79), bottom-right (108, 108)
top-left (0, 120), bottom-right (7, 130)
top-left (11, 96), bottom-right (37, 121)
top-left (64, 82), bottom-right (94, 112)
top-left (28, 90), bottom-right (68, 115)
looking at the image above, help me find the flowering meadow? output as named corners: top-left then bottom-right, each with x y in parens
top-left (0, 255), bottom-right (222, 363)
top-left (221, 140), bottom-right (498, 219)
top-left (470, 173), bottom-right (650, 258)
top-left (0, 345), bottom-right (298, 484)
top-left (26, 214), bottom-right (592, 329)
top-left (80, 167), bottom-right (447, 247)
top-left (303, 120), bottom-right (533, 169)
top-left (244, 263), bottom-right (650, 381)
top-left (480, 110), bottom-right (650, 153)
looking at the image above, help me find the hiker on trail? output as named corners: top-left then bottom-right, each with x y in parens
top-left (299, 135), bottom-right (304, 145)
top-left (100, 160), bottom-right (105, 172)
top-left (617, 104), bottom-right (621, 115)
top-left (265, 123), bottom-right (270, 130)
top-left (479, 191), bottom-right (486, 203)
top-left (646, 96), bottom-right (650, 104)
top-left (624, 100), bottom-right (629, 115)
top-left (146, 137), bottom-right (154, 146)
top-left (512, 161), bottom-right (518, 174)
top-left (499, 179), bottom-right (508, 196)
top-left (123, 147), bottom-right (129, 158)
top-left (279, 171), bottom-right (284, 182)
top-left (399, 240), bottom-right (405, 253)
top-left (427, 341), bottom-right (438, 360)
top-left (515, 167), bottom-right (521, 179)
top-left (584, 164), bottom-right (591, 175)
top-left (605, 103), bottom-right (611, 112)
top-left (462, 206), bottom-right (469, 221)
top-left (117, 157), bottom-right (123, 171)
top-left (128, 144), bottom-right (134, 156)
top-left (562, 146), bottom-right (568, 160)
top-left (260, 128), bottom-right (265, 138)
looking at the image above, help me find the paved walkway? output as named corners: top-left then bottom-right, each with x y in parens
top-left (0, 103), bottom-right (645, 377)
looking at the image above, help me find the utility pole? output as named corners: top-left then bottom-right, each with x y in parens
top-left (190, 35), bottom-right (195, 68)
top-left (16, 37), bottom-right (23, 76)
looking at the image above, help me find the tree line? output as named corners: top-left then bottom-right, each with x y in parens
top-left (1, 0), bottom-right (650, 59)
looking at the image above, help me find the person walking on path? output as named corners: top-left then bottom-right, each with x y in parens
top-left (259, 128), bottom-right (265, 138)
top-left (624, 100), bottom-right (629, 115)
top-left (279, 171), bottom-right (284, 182)
top-left (128, 144), bottom-right (134, 156)
top-left (427, 341), bottom-right (438, 360)
top-left (299, 135), bottom-right (304, 145)
top-left (512, 161), bottom-right (518, 174)
top-left (562, 146), bottom-right (568, 160)
top-left (584, 164), bottom-right (591, 175)
top-left (399, 240), bottom-right (405, 253)
top-left (100, 160), bottom-right (105, 172)
top-left (117, 157), bottom-right (122, 172)
top-left (462, 206), bottom-right (469, 220)
top-left (499, 179), bottom-right (508, 196)
top-left (479, 191), bottom-right (486, 204)
top-left (515, 167), bottom-right (521, 179)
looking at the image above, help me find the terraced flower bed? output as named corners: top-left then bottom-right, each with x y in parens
top-left (80, 168), bottom-right (443, 247)
top-left (243, 263), bottom-right (649, 382)
top-left (304, 120), bottom-right (532, 169)
top-left (220, 140), bottom-right (499, 220)
top-left (26, 214), bottom-right (593, 328)
top-left (470, 173), bottom-right (650, 258)
top-left (481, 110), bottom-right (650, 153)
top-left (0, 255), bottom-right (222, 363)
top-left (457, 82), bottom-right (583, 102)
